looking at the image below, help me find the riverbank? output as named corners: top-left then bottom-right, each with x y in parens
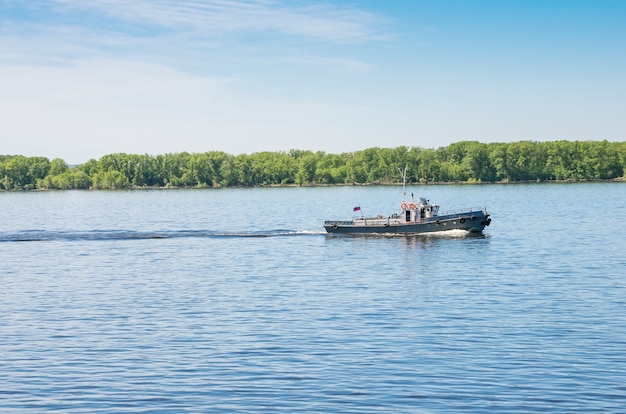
top-left (3, 141), bottom-right (626, 190)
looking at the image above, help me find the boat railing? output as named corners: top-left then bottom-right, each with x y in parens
top-left (324, 220), bottom-right (354, 226)
top-left (437, 206), bottom-right (486, 217)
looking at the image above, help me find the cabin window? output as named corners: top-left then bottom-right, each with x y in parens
top-left (420, 208), bottom-right (425, 219)
top-left (405, 210), bottom-right (411, 222)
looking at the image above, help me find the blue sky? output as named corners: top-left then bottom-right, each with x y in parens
top-left (1, 0), bottom-right (624, 163)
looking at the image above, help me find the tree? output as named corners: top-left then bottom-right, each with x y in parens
top-left (49, 158), bottom-right (69, 176)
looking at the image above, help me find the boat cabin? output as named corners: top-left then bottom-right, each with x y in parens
top-left (400, 196), bottom-right (439, 223)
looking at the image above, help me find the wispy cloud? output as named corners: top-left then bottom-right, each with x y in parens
top-left (2, 0), bottom-right (389, 70)
top-left (20, 0), bottom-right (386, 42)
top-left (287, 55), bottom-right (372, 74)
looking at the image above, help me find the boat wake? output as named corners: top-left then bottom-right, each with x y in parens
top-left (0, 229), bottom-right (326, 243)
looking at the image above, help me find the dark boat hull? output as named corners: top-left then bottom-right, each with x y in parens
top-left (324, 211), bottom-right (491, 235)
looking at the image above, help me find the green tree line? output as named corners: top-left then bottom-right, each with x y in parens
top-left (2, 140), bottom-right (625, 190)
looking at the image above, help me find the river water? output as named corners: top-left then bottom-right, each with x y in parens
top-left (1, 183), bottom-right (625, 413)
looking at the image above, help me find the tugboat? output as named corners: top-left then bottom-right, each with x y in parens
top-left (324, 168), bottom-right (491, 235)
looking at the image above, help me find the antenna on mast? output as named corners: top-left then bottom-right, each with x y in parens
top-left (398, 166), bottom-right (407, 202)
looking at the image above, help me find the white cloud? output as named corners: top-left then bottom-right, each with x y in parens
top-left (1, 1), bottom-right (385, 74)
top-left (286, 55), bottom-right (372, 74)
top-left (27, 0), bottom-right (385, 42)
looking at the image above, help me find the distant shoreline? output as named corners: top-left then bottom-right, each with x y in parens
top-left (3, 141), bottom-right (625, 190)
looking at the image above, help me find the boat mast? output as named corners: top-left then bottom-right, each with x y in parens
top-left (398, 166), bottom-right (407, 202)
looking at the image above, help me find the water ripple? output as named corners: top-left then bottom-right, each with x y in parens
top-left (2, 184), bottom-right (626, 412)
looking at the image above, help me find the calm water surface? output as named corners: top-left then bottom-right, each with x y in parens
top-left (1, 183), bottom-right (625, 412)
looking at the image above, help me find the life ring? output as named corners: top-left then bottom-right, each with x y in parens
top-left (332, 224), bottom-right (338, 229)
top-left (400, 202), bottom-right (408, 210)
top-left (460, 218), bottom-right (466, 224)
